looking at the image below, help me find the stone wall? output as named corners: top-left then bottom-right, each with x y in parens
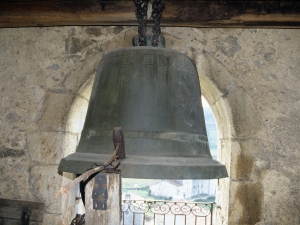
top-left (0, 26), bottom-right (299, 225)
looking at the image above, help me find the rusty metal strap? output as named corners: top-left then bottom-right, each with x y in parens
top-left (92, 173), bottom-right (108, 210)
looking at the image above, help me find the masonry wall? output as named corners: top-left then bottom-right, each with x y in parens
top-left (0, 26), bottom-right (299, 225)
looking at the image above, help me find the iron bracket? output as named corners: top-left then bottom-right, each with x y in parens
top-left (92, 173), bottom-right (108, 210)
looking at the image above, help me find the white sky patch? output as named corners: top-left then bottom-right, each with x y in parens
top-left (201, 96), bottom-right (210, 108)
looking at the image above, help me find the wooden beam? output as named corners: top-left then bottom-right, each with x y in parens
top-left (0, 198), bottom-right (45, 224)
top-left (0, 0), bottom-right (300, 28)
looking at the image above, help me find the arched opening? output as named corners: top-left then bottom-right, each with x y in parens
top-left (199, 73), bottom-right (231, 225)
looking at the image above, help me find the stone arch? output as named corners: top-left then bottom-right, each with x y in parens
top-left (195, 58), bottom-right (233, 225)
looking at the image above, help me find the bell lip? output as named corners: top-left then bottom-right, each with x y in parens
top-left (58, 153), bottom-right (228, 180)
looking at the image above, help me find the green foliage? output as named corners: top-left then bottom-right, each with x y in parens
top-left (122, 189), bottom-right (150, 199)
top-left (193, 196), bottom-right (215, 202)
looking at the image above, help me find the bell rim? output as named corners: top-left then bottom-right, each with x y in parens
top-left (58, 152), bottom-right (228, 179)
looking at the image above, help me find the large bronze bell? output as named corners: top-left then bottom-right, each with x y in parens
top-left (58, 42), bottom-right (228, 179)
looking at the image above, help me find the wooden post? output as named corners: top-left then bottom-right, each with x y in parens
top-left (85, 172), bottom-right (121, 225)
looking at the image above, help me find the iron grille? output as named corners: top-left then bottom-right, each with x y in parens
top-left (122, 200), bottom-right (214, 225)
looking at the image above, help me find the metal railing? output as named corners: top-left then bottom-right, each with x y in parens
top-left (122, 200), bottom-right (215, 225)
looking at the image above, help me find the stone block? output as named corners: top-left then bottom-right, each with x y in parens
top-left (37, 92), bottom-right (73, 131)
top-left (229, 180), bottom-right (263, 225)
top-left (42, 213), bottom-right (62, 225)
top-left (201, 50), bottom-right (236, 94)
top-left (230, 138), bottom-right (274, 182)
top-left (216, 36), bottom-right (242, 58)
top-left (31, 165), bottom-right (63, 214)
top-left (27, 132), bottom-right (65, 164)
top-left (76, 76), bottom-right (94, 100)
top-left (0, 156), bottom-right (34, 200)
top-left (261, 170), bottom-right (299, 224)
top-left (65, 96), bottom-right (89, 134)
top-left (1, 83), bottom-right (35, 132)
top-left (63, 132), bottom-right (79, 158)
top-left (227, 88), bottom-right (262, 138)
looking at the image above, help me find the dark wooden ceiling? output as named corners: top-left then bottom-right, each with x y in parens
top-left (0, 0), bottom-right (300, 28)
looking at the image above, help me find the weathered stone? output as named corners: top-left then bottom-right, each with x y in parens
top-left (0, 146), bottom-right (25, 158)
top-left (63, 132), bottom-right (79, 157)
top-left (200, 50), bottom-right (237, 94)
top-left (254, 42), bottom-right (277, 63)
top-left (46, 63), bottom-right (60, 70)
top-left (65, 37), bottom-right (93, 55)
top-left (227, 88), bottom-right (262, 137)
top-left (43, 213), bottom-right (63, 225)
top-left (236, 182), bottom-right (263, 224)
top-left (235, 150), bottom-right (254, 181)
top-left (85, 27), bottom-right (103, 37)
top-left (30, 165), bottom-right (63, 214)
top-left (113, 26), bottom-right (125, 34)
top-left (261, 170), bottom-right (299, 225)
top-left (65, 96), bottom-right (89, 134)
top-left (0, 156), bottom-right (33, 200)
top-left (37, 92), bottom-right (73, 131)
top-left (229, 180), bottom-right (263, 225)
top-left (217, 36), bottom-right (241, 58)
top-left (1, 82), bottom-right (41, 132)
top-left (27, 132), bottom-right (65, 164)
top-left (76, 76), bottom-right (94, 100)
